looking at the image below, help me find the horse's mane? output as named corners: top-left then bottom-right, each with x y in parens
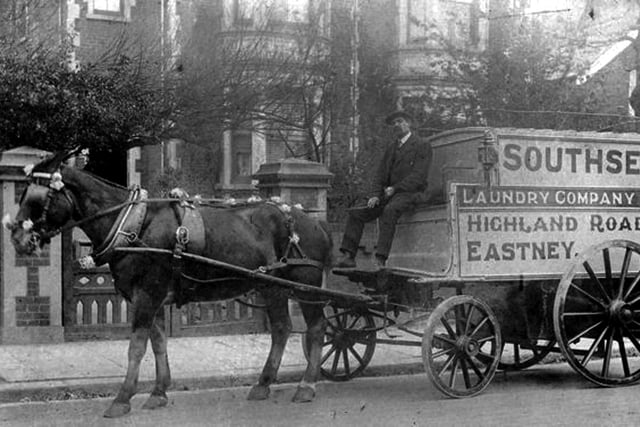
top-left (32, 149), bottom-right (128, 191)
top-left (70, 166), bottom-right (129, 191)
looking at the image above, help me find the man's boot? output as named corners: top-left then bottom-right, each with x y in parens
top-left (374, 255), bottom-right (387, 268)
top-left (335, 250), bottom-right (356, 268)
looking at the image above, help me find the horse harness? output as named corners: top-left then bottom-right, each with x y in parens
top-left (165, 198), bottom-right (325, 307)
top-left (19, 167), bottom-right (324, 307)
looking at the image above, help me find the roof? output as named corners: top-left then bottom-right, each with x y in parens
top-left (518, 1), bottom-right (640, 84)
top-left (570, 2), bottom-right (640, 84)
top-left (577, 29), bottom-right (639, 85)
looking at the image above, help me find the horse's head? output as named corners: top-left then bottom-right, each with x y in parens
top-left (4, 150), bottom-right (79, 255)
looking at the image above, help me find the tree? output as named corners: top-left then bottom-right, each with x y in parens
top-left (326, 0), bottom-right (397, 220)
top-left (172, 1), bottom-right (341, 163)
top-left (0, 1), bottom-right (169, 154)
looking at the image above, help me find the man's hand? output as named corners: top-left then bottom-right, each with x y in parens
top-left (384, 186), bottom-right (395, 198)
top-left (367, 196), bottom-right (380, 208)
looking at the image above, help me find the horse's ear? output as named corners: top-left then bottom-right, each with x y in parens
top-left (62, 146), bottom-right (83, 163)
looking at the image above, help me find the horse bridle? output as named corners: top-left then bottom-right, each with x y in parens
top-left (18, 167), bottom-right (146, 250)
top-left (20, 168), bottom-right (78, 245)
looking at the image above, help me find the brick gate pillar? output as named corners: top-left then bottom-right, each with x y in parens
top-left (0, 147), bottom-right (64, 343)
top-left (253, 159), bottom-right (332, 329)
top-left (252, 158), bottom-right (332, 221)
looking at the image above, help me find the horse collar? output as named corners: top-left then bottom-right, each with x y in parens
top-left (89, 187), bottom-right (149, 266)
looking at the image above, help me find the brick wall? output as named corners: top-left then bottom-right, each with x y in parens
top-left (12, 182), bottom-right (52, 327)
top-left (75, 0), bottom-right (162, 65)
top-left (15, 296), bottom-right (50, 327)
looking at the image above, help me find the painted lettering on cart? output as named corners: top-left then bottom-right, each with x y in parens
top-left (467, 240), bottom-right (575, 261)
top-left (460, 187), bottom-right (638, 207)
top-left (502, 143), bottom-right (640, 174)
top-left (465, 214), bottom-right (577, 261)
top-left (590, 215), bottom-right (640, 232)
top-left (467, 215), bottom-right (577, 233)
top-left (457, 185), bottom-right (640, 268)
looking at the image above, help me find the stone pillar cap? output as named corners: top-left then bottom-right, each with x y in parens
top-left (0, 146), bottom-right (51, 167)
top-left (253, 159), bottom-right (332, 185)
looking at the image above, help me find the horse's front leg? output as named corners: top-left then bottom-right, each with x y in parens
top-left (247, 295), bottom-right (291, 400)
top-left (104, 288), bottom-right (155, 418)
top-left (142, 306), bottom-right (171, 410)
top-left (292, 303), bottom-right (326, 403)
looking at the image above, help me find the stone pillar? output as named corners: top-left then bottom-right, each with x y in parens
top-left (253, 158), bottom-right (332, 220)
top-left (0, 147), bottom-right (64, 343)
top-left (253, 159), bottom-right (332, 329)
top-left (221, 130), bottom-right (232, 188)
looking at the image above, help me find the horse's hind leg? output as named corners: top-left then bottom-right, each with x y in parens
top-left (247, 295), bottom-right (291, 400)
top-left (142, 308), bottom-right (171, 410)
top-left (293, 302), bottom-right (326, 403)
top-left (104, 288), bottom-right (154, 418)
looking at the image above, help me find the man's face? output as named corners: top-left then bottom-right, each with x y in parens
top-left (391, 117), bottom-right (411, 138)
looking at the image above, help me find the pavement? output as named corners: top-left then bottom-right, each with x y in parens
top-left (0, 329), bottom-right (425, 403)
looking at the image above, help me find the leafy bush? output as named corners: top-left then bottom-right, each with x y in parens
top-left (0, 41), bottom-right (165, 153)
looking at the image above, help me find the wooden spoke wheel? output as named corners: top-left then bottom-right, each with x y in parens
top-left (498, 339), bottom-right (556, 371)
top-left (422, 295), bottom-right (502, 398)
top-left (554, 240), bottom-right (640, 386)
top-left (302, 305), bottom-right (376, 381)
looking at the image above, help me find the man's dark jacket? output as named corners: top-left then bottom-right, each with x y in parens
top-left (370, 133), bottom-right (433, 199)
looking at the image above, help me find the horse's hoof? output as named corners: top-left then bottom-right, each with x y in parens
top-left (103, 401), bottom-right (131, 418)
top-left (247, 384), bottom-right (270, 400)
top-left (292, 385), bottom-right (315, 403)
top-left (142, 394), bottom-right (168, 410)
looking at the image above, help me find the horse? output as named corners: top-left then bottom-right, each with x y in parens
top-left (4, 150), bottom-right (332, 418)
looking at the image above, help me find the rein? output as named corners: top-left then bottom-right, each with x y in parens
top-left (42, 196), bottom-right (257, 241)
top-left (21, 168), bottom-right (145, 244)
top-left (26, 168), bottom-right (225, 242)
top-left (42, 199), bottom-right (140, 241)
top-left (23, 168), bottom-right (326, 294)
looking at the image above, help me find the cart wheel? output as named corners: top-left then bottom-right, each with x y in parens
top-left (301, 305), bottom-right (376, 381)
top-left (423, 295), bottom-right (502, 398)
top-left (498, 339), bottom-right (556, 371)
top-left (554, 240), bottom-right (640, 386)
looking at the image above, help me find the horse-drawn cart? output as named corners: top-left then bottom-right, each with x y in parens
top-left (8, 127), bottom-right (640, 417)
top-left (299, 127), bottom-right (640, 398)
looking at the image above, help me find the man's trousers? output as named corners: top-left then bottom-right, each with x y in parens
top-left (340, 192), bottom-right (417, 259)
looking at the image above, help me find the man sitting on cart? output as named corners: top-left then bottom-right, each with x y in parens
top-left (335, 110), bottom-right (433, 269)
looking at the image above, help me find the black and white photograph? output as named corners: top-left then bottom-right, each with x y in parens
top-left (1, 0), bottom-right (640, 425)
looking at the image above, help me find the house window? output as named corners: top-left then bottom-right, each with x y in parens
top-left (231, 131), bottom-right (252, 184)
top-left (269, 0), bottom-right (308, 23)
top-left (409, 0), bottom-right (483, 48)
top-left (93, 0), bottom-right (124, 16)
top-left (234, 0), bottom-right (308, 25)
top-left (408, 0), bottom-right (430, 43)
top-left (266, 132), bottom-right (286, 162)
top-left (88, 0), bottom-right (128, 21)
top-left (234, 0), bottom-right (256, 26)
top-left (94, 0), bottom-right (122, 13)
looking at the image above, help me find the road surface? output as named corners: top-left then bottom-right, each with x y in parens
top-left (0, 363), bottom-right (638, 426)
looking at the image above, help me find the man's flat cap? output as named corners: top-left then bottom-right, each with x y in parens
top-left (385, 110), bottom-right (414, 125)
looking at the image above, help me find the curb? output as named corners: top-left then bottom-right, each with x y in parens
top-left (0, 362), bottom-right (425, 404)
